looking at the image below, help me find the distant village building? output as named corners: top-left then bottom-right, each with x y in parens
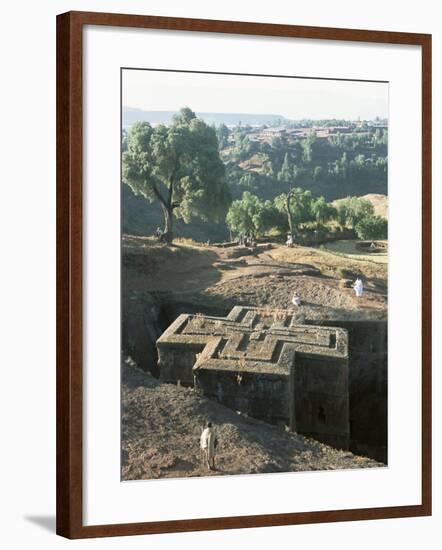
top-left (247, 123), bottom-right (377, 144)
top-left (260, 127), bottom-right (287, 138)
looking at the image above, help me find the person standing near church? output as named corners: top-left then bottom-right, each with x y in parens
top-left (200, 421), bottom-right (217, 471)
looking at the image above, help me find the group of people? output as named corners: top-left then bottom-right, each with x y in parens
top-left (238, 234), bottom-right (256, 247)
top-left (290, 277), bottom-right (364, 308)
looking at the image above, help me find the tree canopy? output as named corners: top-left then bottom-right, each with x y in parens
top-left (122, 115), bottom-right (388, 244)
top-left (274, 187), bottom-right (315, 236)
top-left (337, 196), bottom-right (374, 229)
top-left (122, 107), bottom-right (231, 242)
top-left (355, 215), bottom-right (388, 240)
top-left (226, 192), bottom-right (279, 238)
top-left (311, 196), bottom-right (337, 225)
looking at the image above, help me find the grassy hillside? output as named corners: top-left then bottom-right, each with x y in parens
top-left (333, 193), bottom-right (388, 219)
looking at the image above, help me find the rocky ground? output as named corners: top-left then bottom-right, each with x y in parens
top-left (122, 361), bottom-right (383, 480)
top-left (121, 236), bottom-right (388, 480)
top-left (123, 236), bottom-right (387, 317)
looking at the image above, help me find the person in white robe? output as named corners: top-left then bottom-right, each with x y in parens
top-left (200, 422), bottom-right (217, 471)
top-left (292, 292), bottom-right (301, 306)
top-left (353, 277), bottom-right (364, 297)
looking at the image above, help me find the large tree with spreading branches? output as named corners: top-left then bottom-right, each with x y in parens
top-left (123, 107), bottom-right (231, 242)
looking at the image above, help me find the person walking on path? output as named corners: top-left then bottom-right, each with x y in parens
top-left (352, 277), bottom-right (364, 298)
top-left (200, 421), bottom-right (217, 471)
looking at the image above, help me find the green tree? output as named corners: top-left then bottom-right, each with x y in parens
top-left (355, 215), bottom-right (388, 240)
top-left (337, 196), bottom-right (374, 229)
top-left (302, 133), bottom-right (315, 164)
top-left (239, 172), bottom-right (260, 189)
top-left (269, 136), bottom-right (287, 173)
top-left (121, 128), bottom-right (128, 152)
top-left (216, 123), bottom-right (229, 149)
top-left (311, 196), bottom-right (337, 225)
top-left (277, 153), bottom-right (294, 183)
top-left (334, 152), bottom-right (349, 180)
top-left (233, 130), bottom-right (255, 161)
top-left (274, 188), bottom-right (314, 237)
top-left (260, 200), bottom-right (284, 234)
top-left (122, 108), bottom-right (231, 242)
top-left (313, 165), bottom-right (324, 182)
top-left (226, 192), bottom-right (270, 238)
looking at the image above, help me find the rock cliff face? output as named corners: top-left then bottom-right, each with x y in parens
top-left (122, 289), bottom-right (387, 464)
top-left (306, 319), bottom-right (388, 463)
top-left (121, 290), bottom-right (230, 377)
top-left (121, 291), bottom-right (163, 378)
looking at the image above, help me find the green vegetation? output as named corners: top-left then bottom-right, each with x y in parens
top-left (226, 189), bottom-right (382, 242)
top-left (355, 215), bottom-right (388, 240)
top-left (122, 108), bottom-right (388, 244)
top-left (226, 192), bottom-right (279, 238)
top-left (311, 196), bottom-right (337, 225)
top-left (336, 196), bottom-right (374, 229)
top-left (224, 126), bottom-right (387, 202)
top-left (336, 267), bottom-right (362, 280)
top-left (122, 107), bottom-right (231, 242)
top-left (274, 188), bottom-right (315, 237)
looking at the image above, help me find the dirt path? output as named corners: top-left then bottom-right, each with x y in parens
top-left (322, 240), bottom-right (388, 264)
top-left (123, 236), bottom-right (387, 313)
top-left (206, 245), bottom-right (386, 313)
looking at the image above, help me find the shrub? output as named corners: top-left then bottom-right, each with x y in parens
top-left (337, 267), bottom-right (361, 280)
top-left (337, 197), bottom-right (374, 229)
top-left (355, 215), bottom-right (388, 240)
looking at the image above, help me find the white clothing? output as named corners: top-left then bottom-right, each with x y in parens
top-left (200, 427), bottom-right (216, 457)
top-left (353, 279), bottom-right (364, 297)
top-left (292, 294), bottom-right (301, 306)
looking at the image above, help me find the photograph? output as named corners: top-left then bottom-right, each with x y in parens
top-left (0, 0), bottom-right (436, 545)
top-left (120, 68), bottom-right (389, 481)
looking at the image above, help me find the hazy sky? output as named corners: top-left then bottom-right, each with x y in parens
top-left (122, 69), bottom-right (388, 120)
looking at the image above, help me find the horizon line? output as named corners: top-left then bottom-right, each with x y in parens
top-left (122, 106), bottom-right (388, 122)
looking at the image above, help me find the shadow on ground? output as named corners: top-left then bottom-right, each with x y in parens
top-left (24, 515), bottom-right (56, 533)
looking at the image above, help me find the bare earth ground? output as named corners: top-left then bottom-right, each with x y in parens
top-left (122, 235), bottom-right (388, 479)
top-left (122, 362), bottom-right (382, 480)
top-left (123, 235), bottom-right (387, 316)
top-left (206, 247), bottom-right (387, 314)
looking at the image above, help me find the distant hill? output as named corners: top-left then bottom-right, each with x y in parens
top-left (333, 194), bottom-right (388, 219)
top-left (123, 107), bottom-right (288, 128)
